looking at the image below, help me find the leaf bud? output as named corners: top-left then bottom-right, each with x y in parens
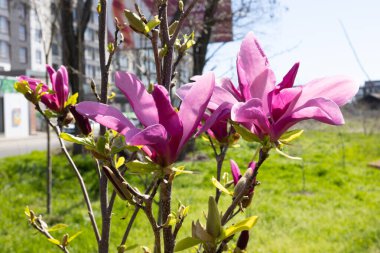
top-left (178, 0), bottom-right (184, 12)
top-left (124, 9), bottom-right (147, 34)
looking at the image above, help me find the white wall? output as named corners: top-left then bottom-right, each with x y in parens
top-left (4, 93), bottom-right (29, 138)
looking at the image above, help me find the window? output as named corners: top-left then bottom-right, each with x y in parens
top-left (52, 43), bottom-right (59, 56)
top-left (17, 3), bottom-right (26, 19)
top-left (85, 28), bottom-right (93, 41)
top-left (35, 29), bottom-right (42, 42)
top-left (19, 25), bottom-right (26, 41)
top-left (0, 0), bottom-right (8, 9)
top-left (0, 16), bottom-right (8, 34)
top-left (0, 40), bottom-right (9, 59)
top-left (36, 49), bottom-right (42, 64)
top-left (19, 47), bottom-right (27, 63)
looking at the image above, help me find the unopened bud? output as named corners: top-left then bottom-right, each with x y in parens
top-left (124, 9), bottom-right (147, 34)
top-left (61, 234), bottom-right (69, 247)
top-left (168, 21), bottom-right (179, 36)
top-left (178, 0), bottom-right (184, 12)
top-left (103, 166), bottom-right (134, 203)
top-left (206, 196), bottom-right (222, 238)
top-left (69, 106), bottom-right (92, 135)
top-left (236, 230), bottom-right (249, 251)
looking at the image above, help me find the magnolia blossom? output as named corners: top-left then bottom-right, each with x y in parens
top-left (181, 32), bottom-right (358, 143)
top-left (18, 65), bottom-right (69, 112)
top-left (76, 72), bottom-right (215, 166)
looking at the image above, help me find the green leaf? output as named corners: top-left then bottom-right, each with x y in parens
top-left (47, 238), bottom-right (61, 246)
top-left (64, 92), bottom-right (78, 108)
top-left (116, 156), bottom-right (125, 169)
top-left (67, 231), bottom-right (82, 243)
top-left (275, 147), bottom-right (302, 160)
top-left (172, 166), bottom-right (194, 177)
top-left (125, 160), bottom-right (160, 174)
top-left (221, 216), bottom-right (258, 240)
top-left (48, 223), bottom-right (68, 232)
top-left (279, 129), bottom-right (304, 144)
top-left (145, 15), bottom-right (160, 33)
top-left (60, 133), bottom-right (94, 147)
top-left (232, 123), bottom-right (262, 143)
top-left (163, 213), bottom-right (177, 227)
top-left (111, 135), bottom-right (127, 154)
top-left (174, 237), bottom-right (202, 252)
top-left (24, 206), bottom-right (30, 217)
top-left (96, 136), bottom-right (108, 155)
top-left (211, 177), bottom-right (233, 196)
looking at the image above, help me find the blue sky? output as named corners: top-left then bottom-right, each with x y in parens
top-left (205, 0), bottom-right (380, 86)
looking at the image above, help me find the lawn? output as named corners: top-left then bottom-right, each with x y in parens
top-left (0, 125), bottom-right (379, 252)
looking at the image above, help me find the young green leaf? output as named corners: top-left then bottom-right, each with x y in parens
top-left (279, 129), bottom-right (304, 144)
top-left (275, 147), bottom-right (302, 160)
top-left (64, 92), bottom-right (78, 108)
top-left (47, 238), bottom-right (61, 246)
top-left (47, 223), bottom-right (68, 232)
top-left (211, 177), bottom-right (233, 196)
top-left (174, 237), bottom-right (202, 252)
top-left (232, 122), bottom-right (262, 143)
top-left (145, 15), bottom-right (160, 33)
top-left (125, 160), bottom-right (160, 174)
top-left (67, 231), bottom-right (82, 243)
top-left (221, 216), bottom-right (258, 240)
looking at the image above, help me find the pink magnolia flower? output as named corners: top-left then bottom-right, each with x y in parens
top-left (182, 32), bottom-right (358, 143)
top-left (18, 65), bottom-right (69, 112)
top-left (76, 72), bottom-right (215, 166)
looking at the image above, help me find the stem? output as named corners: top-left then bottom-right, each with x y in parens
top-left (151, 30), bottom-right (162, 84)
top-left (31, 223), bottom-right (70, 253)
top-left (215, 144), bottom-right (228, 203)
top-left (99, 170), bottom-right (110, 253)
top-left (160, 177), bottom-right (173, 252)
top-left (221, 149), bottom-right (269, 225)
top-left (46, 119), bottom-right (52, 214)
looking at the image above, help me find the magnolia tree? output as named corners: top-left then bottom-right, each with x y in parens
top-left (14, 1), bottom-right (358, 253)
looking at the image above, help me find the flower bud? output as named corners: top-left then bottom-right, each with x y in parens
top-left (235, 230), bottom-right (249, 251)
top-left (206, 196), bottom-right (222, 239)
top-left (70, 106), bottom-right (92, 136)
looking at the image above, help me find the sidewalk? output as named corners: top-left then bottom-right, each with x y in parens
top-left (0, 131), bottom-right (60, 158)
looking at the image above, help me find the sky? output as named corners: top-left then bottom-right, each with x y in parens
top-left (204, 0), bottom-right (380, 86)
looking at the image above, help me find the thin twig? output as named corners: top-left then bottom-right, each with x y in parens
top-left (35, 105), bottom-right (101, 243)
top-left (221, 149), bottom-right (268, 225)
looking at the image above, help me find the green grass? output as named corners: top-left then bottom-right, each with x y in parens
top-left (0, 128), bottom-right (379, 252)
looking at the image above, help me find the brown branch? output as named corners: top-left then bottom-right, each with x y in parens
top-left (35, 105), bottom-right (101, 243)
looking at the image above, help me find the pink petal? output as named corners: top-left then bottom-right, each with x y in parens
top-left (269, 87), bottom-right (302, 122)
top-left (231, 98), bottom-right (270, 134)
top-left (220, 78), bottom-right (243, 101)
top-left (115, 72), bottom-right (159, 127)
top-left (125, 124), bottom-right (168, 146)
top-left (277, 62), bottom-right (299, 90)
top-left (55, 69), bottom-right (66, 110)
top-left (209, 86), bottom-right (239, 110)
top-left (237, 32), bottom-right (276, 102)
top-left (152, 84), bottom-right (183, 157)
top-left (178, 72), bottom-right (215, 152)
top-left (197, 102), bottom-right (232, 136)
top-left (58, 66), bottom-right (69, 101)
top-left (46, 65), bottom-right (56, 88)
top-left (76, 101), bottom-right (135, 135)
top-left (273, 97), bottom-right (344, 140)
top-left (230, 159), bottom-right (241, 185)
top-left (296, 76), bottom-right (358, 107)
top-left (176, 83), bottom-right (193, 101)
